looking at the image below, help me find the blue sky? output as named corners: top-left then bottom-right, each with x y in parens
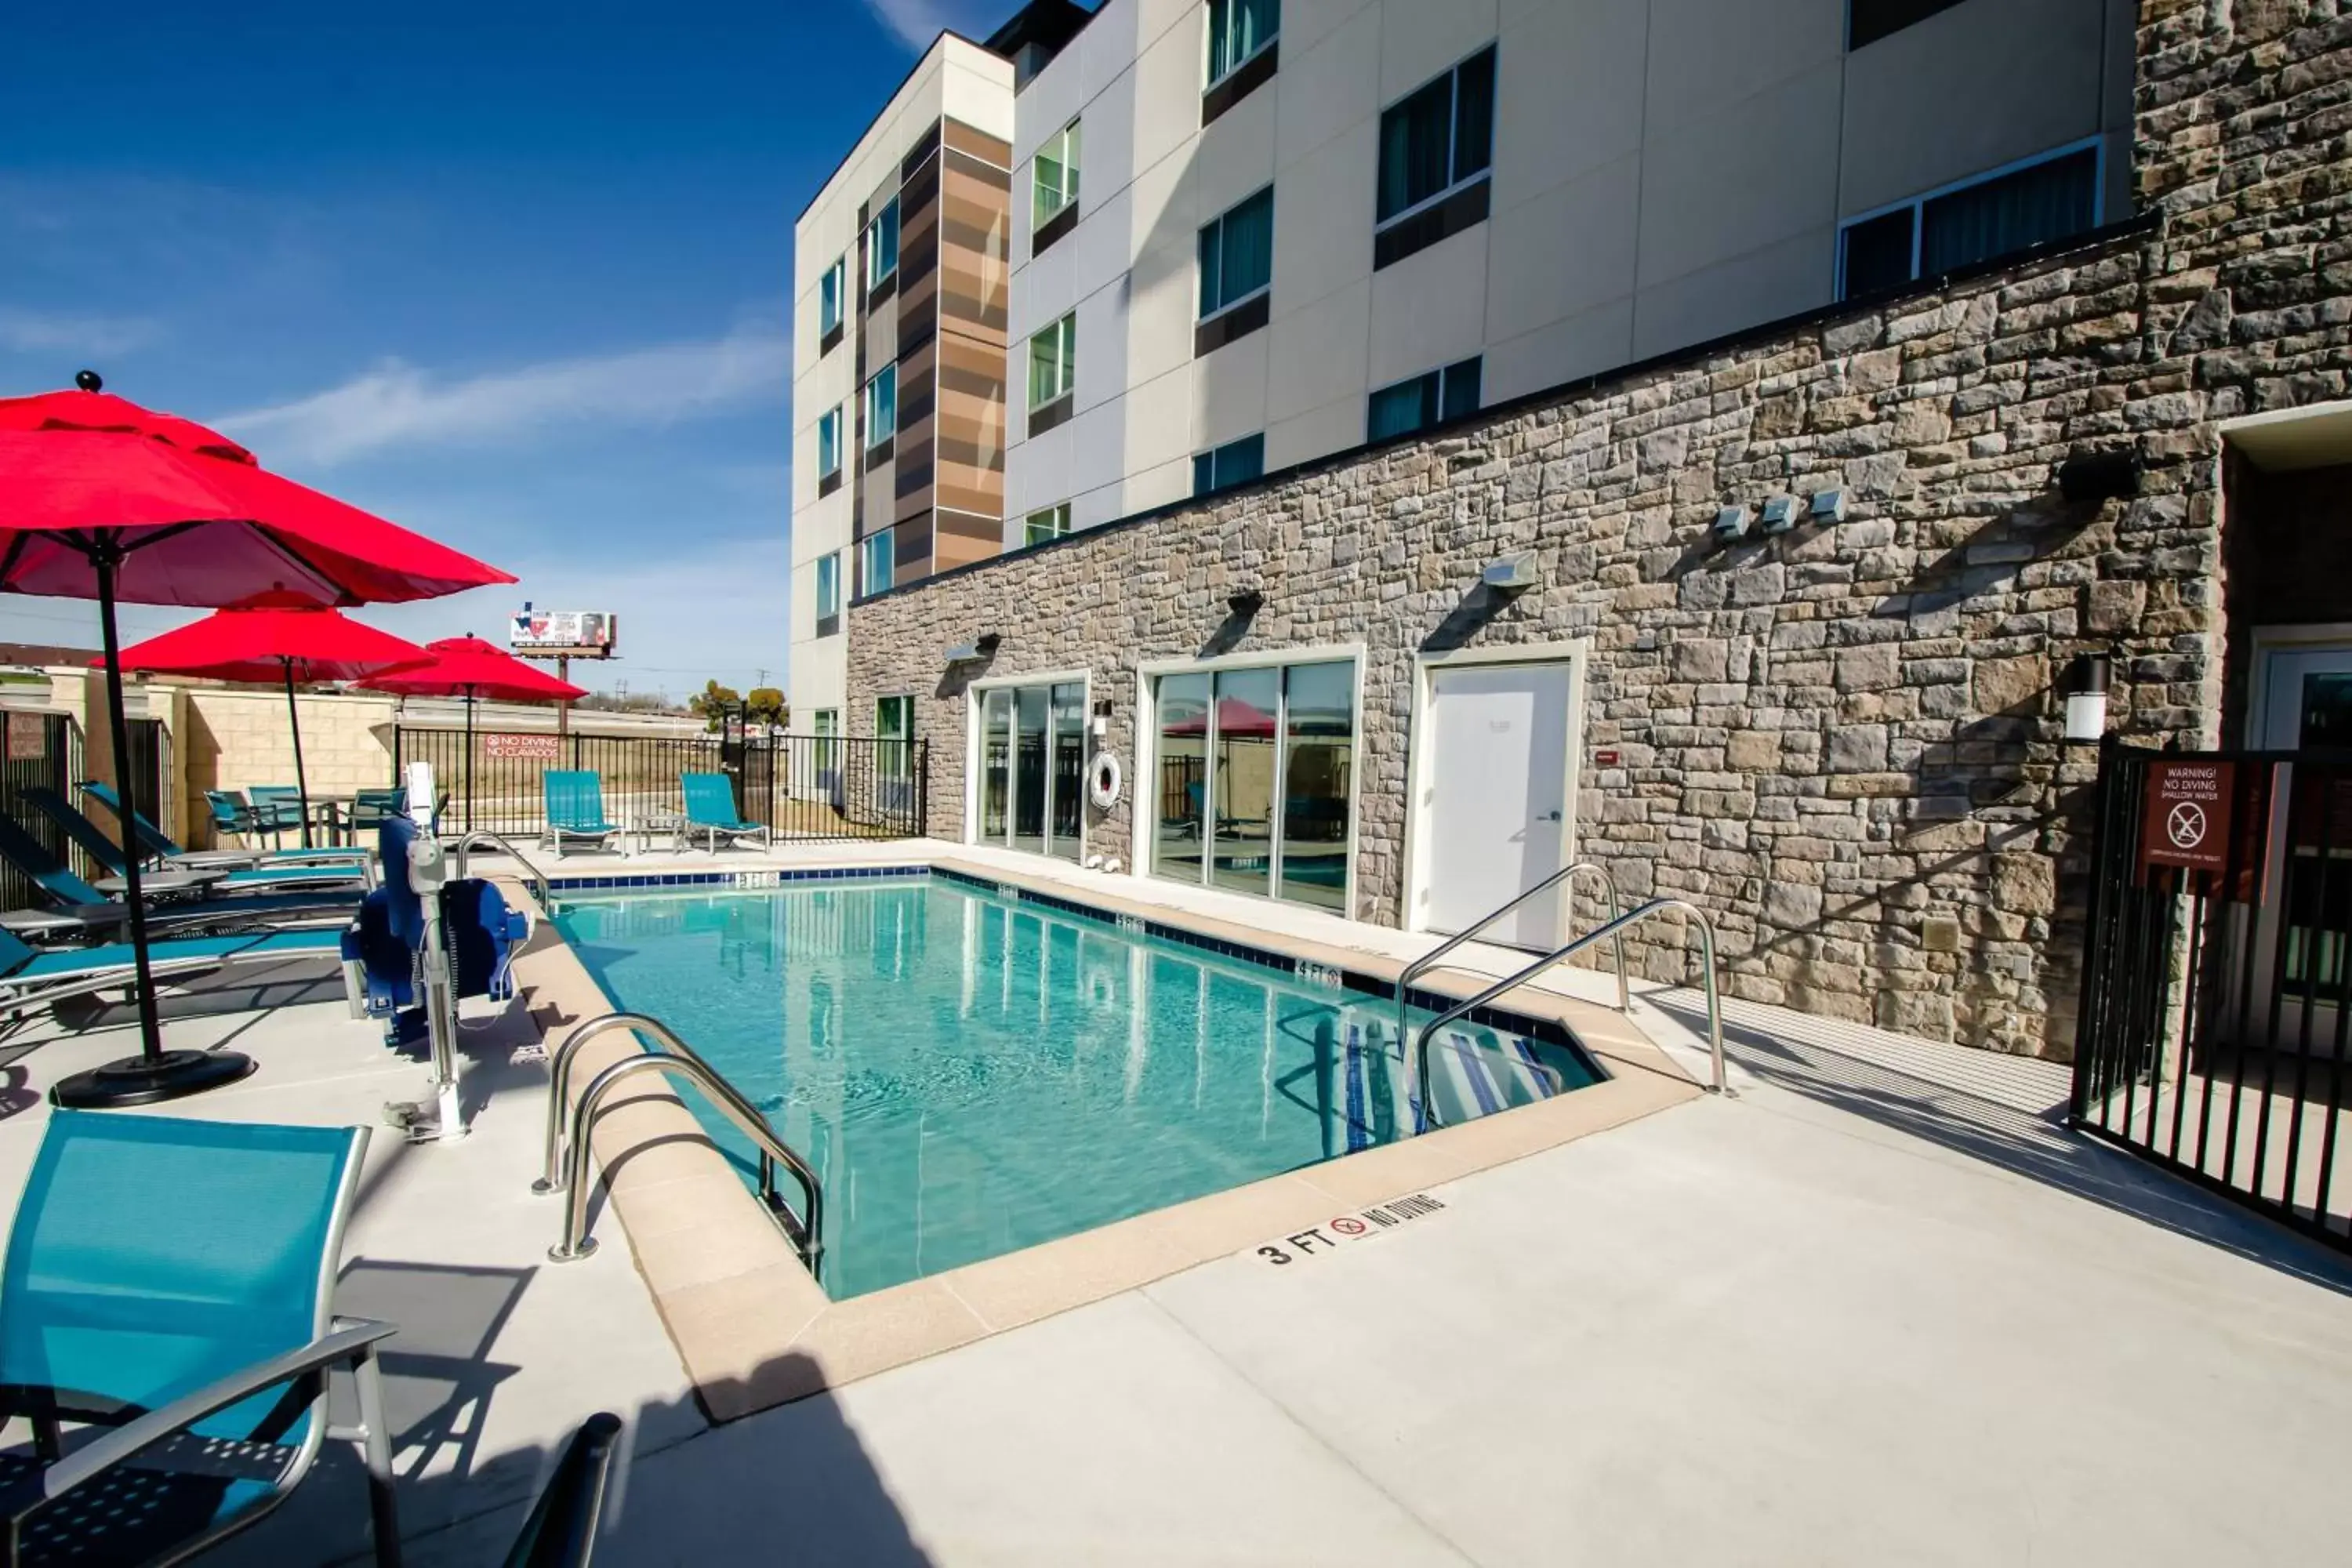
top-left (0, 0), bottom-right (1012, 702)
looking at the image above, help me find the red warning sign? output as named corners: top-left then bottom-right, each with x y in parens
top-left (2140, 760), bottom-right (2234, 878)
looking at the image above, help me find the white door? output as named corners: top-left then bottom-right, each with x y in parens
top-left (1423, 662), bottom-right (1573, 948)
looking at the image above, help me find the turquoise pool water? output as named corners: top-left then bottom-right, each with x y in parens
top-left (553, 876), bottom-right (1599, 1298)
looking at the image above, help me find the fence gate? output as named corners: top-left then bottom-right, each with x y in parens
top-left (2071, 742), bottom-right (2352, 1249)
top-left (0, 712), bottom-right (82, 913)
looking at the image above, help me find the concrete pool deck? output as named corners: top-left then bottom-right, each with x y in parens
top-left (0, 840), bottom-right (2349, 1562)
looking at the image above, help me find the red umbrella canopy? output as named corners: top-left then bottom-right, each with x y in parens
top-left (358, 635), bottom-right (587, 702)
top-left (105, 591), bottom-right (434, 684)
top-left (0, 384), bottom-right (515, 606)
top-left (1167, 696), bottom-right (1278, 738)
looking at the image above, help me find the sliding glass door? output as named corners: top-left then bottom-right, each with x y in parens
top-left (976, 679), bottom-right (1087, 863)
top-left (1152, 659), bottom-right (1355, 911)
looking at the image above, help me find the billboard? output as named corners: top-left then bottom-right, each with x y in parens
top-left (509, 607), bottom-right (616, 656)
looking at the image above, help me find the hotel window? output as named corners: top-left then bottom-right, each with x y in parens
top-left (863, 365), bottom-right (897, 449)
top-left (978, 681), bottom-right (1088, 863)
top-left (1029, 311), bottom-right (1077, 410)
top-left (818, 256), bottom-right (846, 342)
top-left (1151, 658), bottom-right (1355, 912)
top-left (876, 695), bottom-right (914, 783)
top-left (817, 405), bottom-right (843, 481)
top-left (815, 553), bottom-right (840, 637)
top-left (1198, 187), bottom-right (1274, 322)
top-left (1192, 434), bottom-right (1265, 498)
top-left (866, 196), bottom-right (900, 289)
top-left (861, 528), bottom-right (895, 596)
top-left (1206, 0), bottom-right (1279, 88)
top-left (1838, 141), bottom-right (2101, 300)
top-left (1368, 357), bottom-right (1480, 442)
top-left (1025, 503), bottom-right (1073, 546)
top-left (1847, 0), bottom-right (1967, 50)
top-left (811, 709), bottom-right (840, 797)
top-left (1034, 119), bottom-right (1081, 231)
top-left (1375, 46), bottom-right (1495, 268)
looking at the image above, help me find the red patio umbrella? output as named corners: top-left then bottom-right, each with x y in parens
top-left (358, 637), bottom-right (586, 833)
top-left (0, 373), bottom-right (514, 1109)
top-left (107, 591), bottom-right (434, 847)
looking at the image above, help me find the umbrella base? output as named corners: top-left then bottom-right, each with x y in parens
top-left (50, 1049), bottom-right (258, 1109)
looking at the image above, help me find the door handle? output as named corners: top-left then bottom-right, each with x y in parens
top-left (1539, 810), bottom-right (1563, 822)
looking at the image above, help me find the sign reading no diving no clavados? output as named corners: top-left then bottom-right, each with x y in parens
top-left (2140, 760), bottom-right (2235, 879)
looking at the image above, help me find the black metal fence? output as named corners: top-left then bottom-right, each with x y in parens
top-left (0, 712), bottom-right (81, 912)
top-left (2072, 742), bottom-right (2352, 1250)
top-left (389, 728), bottom-right (929, 845)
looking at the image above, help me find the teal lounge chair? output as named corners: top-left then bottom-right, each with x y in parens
top-left (23, 789), bottom-right (369, 895)
top-left (680, 771), bottom-right (772, 854)
top-left (0, 1110), bottom-right (400, 1565)
top-left (540, 771), bottom-right (620, 858)
top-left (0, 924), bottom-right (353, 1025)
top-left (0, 815), bottom-right (357, 942)
top-left (81, 781), bottom-right (368, 873)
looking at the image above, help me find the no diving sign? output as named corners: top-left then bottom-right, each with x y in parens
top-left (2140, 760), bottom-right (2234, 878)
top-left (1255, 1193), bottom-right (1446, 1267)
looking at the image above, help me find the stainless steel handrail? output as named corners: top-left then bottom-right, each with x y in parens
top-left (1397, 860), bottom-right (1628, 1043)
top-left (1413, 897), bottom-right (1727, 1125)
top-left (448, 829), bottom-right (553, 910)
top-left (536, 1012), bottom-right (824, 1278)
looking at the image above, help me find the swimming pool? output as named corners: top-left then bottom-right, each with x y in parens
top-left (552, 873), bottom-right (1600, 1298)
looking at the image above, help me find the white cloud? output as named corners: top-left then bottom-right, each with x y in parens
top-left (858, 0), bottom-right (1004, 49)
top-left (214, 321), bottom-right (790, 467)
top-left (0, 308), bottom-right (160, 358)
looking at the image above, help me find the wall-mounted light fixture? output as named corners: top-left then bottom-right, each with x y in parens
top-left (2058, 449), bottom-right (2141, 504)
top-left (1810, 488), bottom-right (1849, 524)
top-left (942, 631), bottom-right (1002, 664)
top-left (1226, 590), bottom-right (1264, 618)
top-left (2063, 652), bottom-right (2112, 743)
top-left (1711, 505), bottom-right (1752, 543)
top-left (1759, 495), bottom-right (1800, 535)
top-left (1482, 551), bottom-right (1540, 590)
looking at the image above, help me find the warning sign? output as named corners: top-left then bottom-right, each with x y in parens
top-left (2140, 760), bottom-right (2234, 878)
top-left (5, 713), bottom-right (45, 761)
top-left (485, 732), bottom-right (561, 761)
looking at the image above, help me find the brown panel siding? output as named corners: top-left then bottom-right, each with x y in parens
top-left (942, 119), bottom-right (1011, 168)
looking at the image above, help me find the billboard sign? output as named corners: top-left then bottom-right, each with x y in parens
top-left (510, 607), bottom-right (615, 655)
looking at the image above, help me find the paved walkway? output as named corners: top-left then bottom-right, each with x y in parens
top-left (2, 851), bottom-right (2349, 1563)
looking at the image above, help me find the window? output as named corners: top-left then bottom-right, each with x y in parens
top-left (1848, 0), bottom-right (1967, 51)
top-left (815, 553), bottom-right (840, 635)
top-left (979, 681), bottom-right (1087, 862)
top-left (861, 528), bottom-right (895, 596)
top-left (1368, 358), bottom-right (1480, 442)
top-left (866, 196), bottom-right (900, 289)
top-left (1377, 47), bottom-right (1496, 229)
top-left (1035, 120), bottom-right (1081, 230)
top-left (811, 709), bottom-right (840, 794)
top-left (1192, 434), bottom-right (1265, 497)
top-left (818, 256), bottom-right (847, 339)
top-left (817, 405), bottom-right (843, 480)
top-left (1152, 659), bottom-right (1355, 910)
top-left (1029, 312), bottom-right (1077, 410)
top-left (1206, 0), bottom-right (1279, 87)
top-left (1198, 187), bottom-right (1275, 321)
top-left (863, 365), bottom-right (897, 448)
top-left (1838, 143), bottom-right (2101, 301)
top-left (1024, 503), bottom-right (1073, 546)
top-left (876, 695), bottom-right (914, 783)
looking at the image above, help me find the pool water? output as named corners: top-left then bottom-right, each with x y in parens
top-left (553, 877), bottom-right (1599, 1298)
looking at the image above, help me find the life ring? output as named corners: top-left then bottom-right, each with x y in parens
top-left (1087, 751), bottom-right (1124, 810)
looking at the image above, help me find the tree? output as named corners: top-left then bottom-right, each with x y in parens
top-left (746, 687), bottom-right (788, 729)
top-left (690, 679), bottom-right (742, 731)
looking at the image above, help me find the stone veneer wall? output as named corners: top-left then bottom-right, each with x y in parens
top-left (844, 2), bottom-right (2352, 1058)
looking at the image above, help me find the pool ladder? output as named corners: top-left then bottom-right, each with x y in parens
top-left (534, 1012), bottom-right (825, 1280)
top-left (447, 829), bottom-right (554, 912)
top-left (1399, 868), bottom-right (1728, 1123)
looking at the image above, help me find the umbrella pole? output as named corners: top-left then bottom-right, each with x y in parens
top-left (285, 659), bottom-right (314, 849)
top-left (51, 539), bottom-right (255, 1109)
top-left (466, 689), bottom-right (476, 834)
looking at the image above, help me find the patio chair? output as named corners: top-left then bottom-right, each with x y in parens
top-left (0, 1109), bottom-right (401, 1565)
top-left (81, 780), bottom-right (369, 873)
top-left (345, 788), bottom-right (408, 840)
top-left (0, 923), bottom-right (354, 1026)
top-left (345, 813), bottom-right (529, 1046)
top-left (249, 786), bottom-right (330, 844)
top-left (205, 789), bottom-right (276, 849)
top-left (21, 788), bottom-right (370, 895)
top-left (539, 771), bottom-right (620, 858)
top-left (0, 813), bottom-right (360, 943)
top-left (679, 771), bottom-right (772, 854)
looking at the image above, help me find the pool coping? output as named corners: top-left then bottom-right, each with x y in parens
top-left (499, 855), bottom-right (1707, 1423)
